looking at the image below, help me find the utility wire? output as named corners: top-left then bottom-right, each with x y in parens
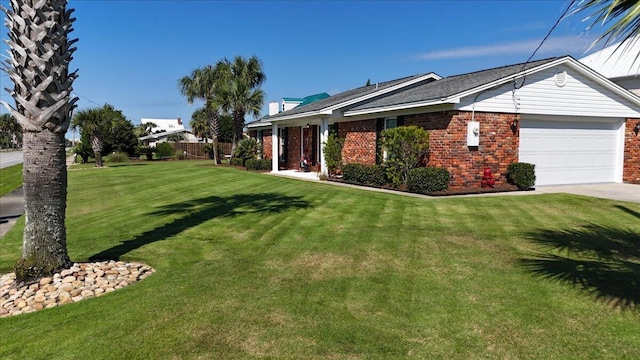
top-left (515, 0), bottom-right (577, 89)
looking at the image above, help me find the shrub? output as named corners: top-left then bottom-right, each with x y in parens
top-left (155, 143), bottom-right (175, 158)
top-left (245, 159), bottom-right (272, 171)
top-left (342, 163), bottom-right (388, 187)
top-left (507, 162), bottom-right (536, 190)
top-left (233, 137), bottom-right (260, 162)
top-left (380, 126), bottom-right (430, 186)
top-left (407, 167), bottom-right (450, 194)
top-left (230, 157), bottom-right (244, 166)
top-left (105, 152), bottom-right (129, 163)
top-left (323, 132), bottom-right (344, 175)
top-left (174, 152), bottom-right (187, 160)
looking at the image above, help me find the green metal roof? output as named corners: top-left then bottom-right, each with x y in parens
top-left (299, 93), bottom-right (330, 107)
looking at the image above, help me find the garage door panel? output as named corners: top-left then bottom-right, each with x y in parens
top-left (519, 119), bottom-right (620, 185)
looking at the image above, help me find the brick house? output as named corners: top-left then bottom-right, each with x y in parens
top-left (248, 56), bottom-right (640, 188)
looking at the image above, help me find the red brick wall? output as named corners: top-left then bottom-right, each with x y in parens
top-left (287, 126), bottom-right (302, 170)
top-left (405, 111), bottom-right (520, 188)
top-left (624, 118), bottom-right (640, 184)
top-left (337, 111), bottom-right (519, 189)
top-left (262, 129), bottom-right (272, 160)
top-left (339, 119), bottom-right (377, 164)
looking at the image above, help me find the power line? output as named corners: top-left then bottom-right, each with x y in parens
top-left (515, 0), bottom-right (577, 89)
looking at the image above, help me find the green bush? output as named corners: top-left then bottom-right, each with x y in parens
top-left (155, 143), bottom-right (175, 158)
top-left (138, 145), bottom-right (155, 161)
top-left (230, 157), bottom-right (244, 166)
top-left (380, 125), bottom-right (430, 186)
top-left (105, 152), bottom-right (129, 163)
top-left (407, 167), bottom-right (450, 194)
top-left (202, 144), bottom-right (215, 159)
top-left (342, 163), bottom-right (388, 187)
top-left (233, 137), bottom-right (260, 162)
top-left (245, 159), bottom-right (272, 171)
top-left (507, 162), bottom-right (536, 190)
top-left (323, 132), bottom-right (344, 175)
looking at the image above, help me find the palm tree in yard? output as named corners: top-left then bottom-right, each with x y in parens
top-left (190, 108), bottom-right (210, 143)
top-left (0, 0), bottom-right (78, 283)
top-left (179, 65), bottom-right (223, 164)
top-left (216, 55), bottom-right (266, 152)
top-left (71, 105), bottom-right (116, 167)
top-left (134, 121), bottom-right (157, 138)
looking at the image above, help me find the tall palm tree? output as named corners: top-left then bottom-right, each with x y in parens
top-left (179, 65), bottom-right (222, 164)
top-left (216, 55), bottom-right (266, 152)
top-left (571, 0), bottom-right (640, 49)
top-left (71, 105), bottom-right (117, 167)
top-left (0, 0), bottom-right (78, 283)
top-left (190, 108), bottom-right (210, 143)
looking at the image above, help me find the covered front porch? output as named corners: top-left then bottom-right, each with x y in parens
top-left (251, 117), bottom-right (332, 176)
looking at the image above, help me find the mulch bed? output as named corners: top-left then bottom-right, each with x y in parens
top-left (327, 177), bottom-right (526, 196)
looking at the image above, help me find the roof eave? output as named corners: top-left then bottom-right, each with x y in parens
top-left (342, 98), bottom-right (459, 117)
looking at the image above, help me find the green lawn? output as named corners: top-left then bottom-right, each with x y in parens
top-left (0, 164), bottom-right (22, 197)
top-left (1, 160), bottom-right (639, 359)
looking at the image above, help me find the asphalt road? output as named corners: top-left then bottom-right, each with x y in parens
top-left (0, 150), bottom-right (23, 169)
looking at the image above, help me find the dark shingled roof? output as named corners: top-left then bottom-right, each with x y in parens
top-left (264, 73), bottom-right (431, 120)
top-left (345, 57), bottom-right (563, 112)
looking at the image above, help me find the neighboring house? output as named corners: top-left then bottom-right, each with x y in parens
top-left (139, 118), bottom-right (199, 146)
top-left (248, 56), bottom-right (640, 188)
top-left (580, 38), bottom-right (640, 96)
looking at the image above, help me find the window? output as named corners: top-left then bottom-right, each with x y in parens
top-left (384, 117), bottom-right (397, 130)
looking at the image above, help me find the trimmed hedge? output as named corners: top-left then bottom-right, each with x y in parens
top-left (230, 157), bottom-right (244, 167)
top-left (407, 167), bottom-right (450, 194)
top-left (245, 159), bottom-right (272, 171)
top-left (342, 163), bottom-right (388, 187)
top-left (507, 162), bottom-right (536, 190)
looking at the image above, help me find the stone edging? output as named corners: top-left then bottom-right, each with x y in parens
top-left (1, 261), bottom-right (154, 317)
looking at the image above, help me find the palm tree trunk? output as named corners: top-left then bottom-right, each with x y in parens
top-left (91, 135), bottom-right (104, 167)
top-left (208, 109), bottom-right (219, 165)
top-left (15, 130), bottom-right (71, 284)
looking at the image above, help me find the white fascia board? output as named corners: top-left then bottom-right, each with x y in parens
top-left (324, 72), bottom-right (442, 112)
top-left (343, 98), bottom-right (459, 117)
top-left (247, 121), bottom-right (272, 129)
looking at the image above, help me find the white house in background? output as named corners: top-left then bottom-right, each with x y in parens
top-left (139, 118), bottom-right (199, 146)
top-left (580, 37), bottom-right (640, 96)
top-left (267, 93), bottom-right (331, 116)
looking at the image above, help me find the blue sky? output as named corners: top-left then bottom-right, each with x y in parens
top-left (0, 0), bottom-right (611, 138)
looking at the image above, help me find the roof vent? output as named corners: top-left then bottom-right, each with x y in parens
top-left (554, 71), bottom-right (567, 87)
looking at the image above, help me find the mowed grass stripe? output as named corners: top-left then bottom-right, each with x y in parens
top-left (1, 161), bottom-right (639, 359)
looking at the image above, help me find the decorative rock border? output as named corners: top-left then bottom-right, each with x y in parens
top-left (0, 261), bottom-right (154, 317)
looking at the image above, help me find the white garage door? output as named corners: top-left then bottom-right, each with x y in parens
top-left (519, 119), bottom-right (621, 186)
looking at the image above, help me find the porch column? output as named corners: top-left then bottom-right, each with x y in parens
top-left (271, 123), bottom-right (279, 173)
top-left (320, 118), bottom-right (329, 176)
top-left (300, 126), bottom-right (304, 163)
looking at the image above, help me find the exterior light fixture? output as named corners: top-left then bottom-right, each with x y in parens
top-left (510, 118), bottom-right (519, 133)
top-left (634, 121), bottom-right (640, 136)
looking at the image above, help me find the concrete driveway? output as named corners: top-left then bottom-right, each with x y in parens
top-left (535, 183), bottom-right (640, 203)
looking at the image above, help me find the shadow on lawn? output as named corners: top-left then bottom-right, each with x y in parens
top-left (520, 223), bottom-right (640, 310)
top-left (89, 192), bottom-right (310, 261)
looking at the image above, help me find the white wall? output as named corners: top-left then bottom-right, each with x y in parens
top-left (456, 65), bottom-right (640, 118)
top-left (141, 118), bottom-right (185, 133)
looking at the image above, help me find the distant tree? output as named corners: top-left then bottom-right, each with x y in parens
top-left (218, 114), bottom-right (234, 143)
top-left (179, 65), bottom-right (223, 164)
top-left (190, 108), bottom-right (210, 142)
top-left (72, 104), bottom-right (132, 166)
top-left (134, 121), bottom-right (157, 138)
top-left (570, 0), bottom-right (640, 51)
top-left (365, 79), bottom-right (371, 86)
top-left (216, 55), bottom-right (266, 152)
top-left (0, 0), bottom-right (78, 283)
top-left (166, 133), bottom-right (185, 143)
top-left (0, 113), bottom-right (21, 149)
